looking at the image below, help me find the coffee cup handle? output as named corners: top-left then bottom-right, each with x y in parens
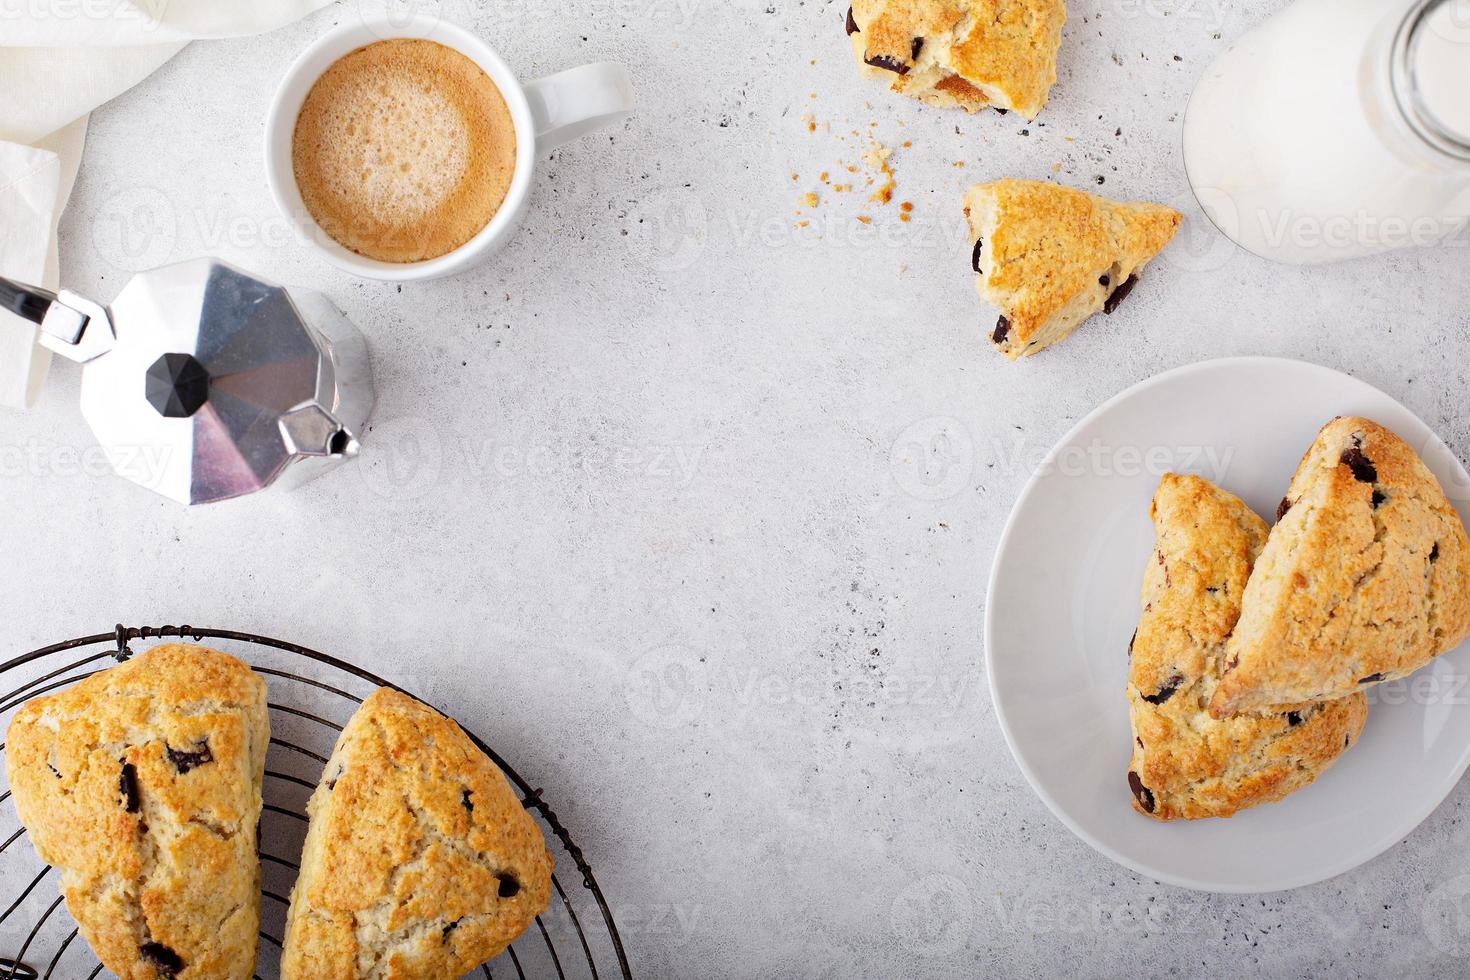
top-left (524, 63), bottom-right (634, 153)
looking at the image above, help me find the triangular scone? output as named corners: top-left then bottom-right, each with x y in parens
top-left (963, 179), bottom-right (1181, 360)
top-left (5, 644), bottom-right (268, 980)
top-left (1128, 475), bottom-right (1367, 820)
top-left (281, 688), bottom-right (553, 980)
top-left (846, 0), bottom-right (1065, 118)
top-left (1210, 418), bottom-right (1470, 717)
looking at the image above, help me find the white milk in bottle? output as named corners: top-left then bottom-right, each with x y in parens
top-left (1183, 0), bottom-right (1470, 264)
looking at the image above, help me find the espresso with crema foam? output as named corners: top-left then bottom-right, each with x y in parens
top-left (292, 39), bottom-right (517, 263)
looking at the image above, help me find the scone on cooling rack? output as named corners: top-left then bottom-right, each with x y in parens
top-left (1210, 417), bottom-right (1470, 718)
top-left (5, 644), bottom-right (269, 980)
top-left (1127, 474), bottom-right (1367, 821)
top-left (963, 179), bottom-right (1181, 361)
top-left (280, 688), bottom-right (553, 980)
top-left (845, 0), bottom-right (1066, 118)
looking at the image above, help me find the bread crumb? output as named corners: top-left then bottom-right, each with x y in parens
top-left (856, 215), bottom-right (872, 224)
top-left (819, 171), bottom-right (830, 183)
top-left (864, 139), bottom-right (895, 205)
top-left (802, 192), bottom-right (820, 208)
top-left (900, 201), bottom-right (913, 212)
top-left (899, 213), bottom-right (911, 222)
top-left (864, 166), bottom-right (887, 204)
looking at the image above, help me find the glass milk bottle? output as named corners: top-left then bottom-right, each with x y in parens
top-left (1183, 0), bottom-right (1470, 264)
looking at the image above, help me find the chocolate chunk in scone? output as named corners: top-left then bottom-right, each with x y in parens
top-left (963, 179), bottom-right (1181, 361)
top-left (847, 0), bottom-right (1066, 118)
top-left (1127, 474), bottom-right (1367, 821)
top-left (1210, 417), bottom-right (1470, 716)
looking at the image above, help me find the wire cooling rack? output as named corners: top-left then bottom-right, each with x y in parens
top-left (0, 626), bottom-right (632, 980)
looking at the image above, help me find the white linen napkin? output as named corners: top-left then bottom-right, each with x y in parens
top-left (0, 120), bottom-right (87, 409)
top-left (0, 0), bottom-right (334, 409)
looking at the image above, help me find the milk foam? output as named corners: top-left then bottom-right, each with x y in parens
top-left (309, 71), bottom-right (472, 224)
top-left (292, 39), bottom-right (517, 263)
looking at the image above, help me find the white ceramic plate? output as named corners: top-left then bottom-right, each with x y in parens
top-left (986, 357), bottom-right (1470, 893)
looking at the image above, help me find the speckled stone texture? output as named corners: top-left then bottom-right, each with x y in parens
top-left (3, 0), bottom-right (1470, 977)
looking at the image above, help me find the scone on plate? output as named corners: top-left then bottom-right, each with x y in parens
top-left (1210, 417), bottom-right (1470, 717)
top-left (281, 688), bottom-right (553, 980)
top-left (5, 644), bottom-right (269, 980)
top-left (963, 179), bottom-right (1181, 361)
top-left (846, 0), bottom-right (1066, 118)
top-left (1128, 474), bottom-right (1367, 821)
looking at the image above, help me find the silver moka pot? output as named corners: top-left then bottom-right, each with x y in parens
top-left (0, 258), bottom-right (373, 505)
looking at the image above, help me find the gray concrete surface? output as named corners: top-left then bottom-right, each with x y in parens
top-left (3, 0), bottom-right (1470, 976)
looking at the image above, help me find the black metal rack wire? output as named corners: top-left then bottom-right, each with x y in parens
top-left (0, 626), bottom-right (632, 980)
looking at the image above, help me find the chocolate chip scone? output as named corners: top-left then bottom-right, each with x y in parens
top-left (1127, 474), bottom-right (1367, 820)
top-left (280, 688), bottom-right (552, 980)
top-left (963, 179), bottom-right (1181, 360)
top-left (5, 644), bottom-right (268, 980)
top-left (1210, 417), bottom-right (1470, 717)
top-left (845, 0), bottom-right (1065, 118)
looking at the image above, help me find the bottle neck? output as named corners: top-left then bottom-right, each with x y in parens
top-left (1390, 0), bottom-right (1470, 164)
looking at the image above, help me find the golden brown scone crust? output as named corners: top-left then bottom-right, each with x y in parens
top-left (5, 644), bottom-right (268, 980)
top-left (1127, 474), bottom-right (1368, 821)
top-left (847, 0), bottom-right (1065, 118)
top-left (962, 179), bottom-right (1181, 361)
top-left (1210, 417), bottom-right (1470, 717)
top-left (280, 688), bottom-right (552, 980)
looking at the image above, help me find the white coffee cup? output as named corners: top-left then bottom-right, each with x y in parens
top-left (264, 14), bottom-right (633, 281)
